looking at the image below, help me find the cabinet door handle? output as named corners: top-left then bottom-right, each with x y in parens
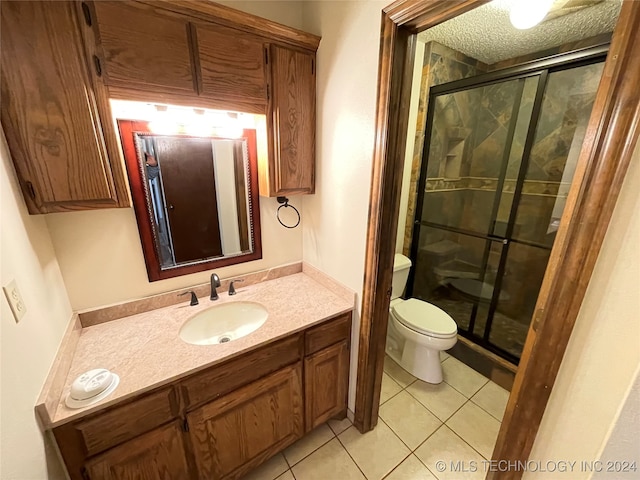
top-left (81, 2), bottom-right (92, 26)
top-left (93, 55), bottom-right (102, 77)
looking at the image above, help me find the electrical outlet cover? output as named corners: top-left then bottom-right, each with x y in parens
top-left (3, 279), bottom-right (26, 323)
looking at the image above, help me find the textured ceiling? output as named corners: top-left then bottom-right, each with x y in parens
top-left (418, 0), bottom-right (621, 64)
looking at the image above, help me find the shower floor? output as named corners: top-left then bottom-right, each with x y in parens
top-left (419, 296), bottom-right (529, 359)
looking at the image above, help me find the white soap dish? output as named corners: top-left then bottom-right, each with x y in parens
top-left (65, 368), bottom-right (120, 409)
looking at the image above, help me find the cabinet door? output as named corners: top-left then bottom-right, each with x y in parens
top-left (195, 23), bottom-right (267, 112)
top-left (187, 363), bottom-right (304, 479)
top-left (90, 1), bottom-right (197, 96)
top-left (305, 340), bottom-right (349, 431)
top-left (84, 421), bottom-right (191, 480)
top-left (0, 1), bottom-right (128, 214)
top-left (265, 45), bottom-right (316, 196)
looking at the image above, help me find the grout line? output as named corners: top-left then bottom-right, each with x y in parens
top-left (283, 424), bottom-right (336, 469)
top-left (468, 395), bottom-right (506, 423)
top-left (334, 433), bottom-right (371, 479)
top-left (445, 422), bottom-right (491, 461)
top-left (380, 451), bottom-right (413, 480)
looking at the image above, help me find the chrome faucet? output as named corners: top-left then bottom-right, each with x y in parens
top-left (228, 279), bottom-right (244, 296)
top-left (210, 273), bottom-right (221, 300)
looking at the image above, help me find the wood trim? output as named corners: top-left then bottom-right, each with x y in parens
top-left (355, 0), bottom-right (640, 478)
top-left (117, 120), bottom-right (262, 282)
top-left (489, 2), bottom-right (640, 476)
top-left (354, 8), bottom-right (415, 432)
top-left (137, 0), bottom-right (320, 52)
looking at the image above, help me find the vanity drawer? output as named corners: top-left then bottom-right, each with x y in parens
top-left (305, 313), bottom-right (352, 355)
top-left (54, 387), bottom-right (178, 458)
top-left (182, 333), bottom-right (303, 409)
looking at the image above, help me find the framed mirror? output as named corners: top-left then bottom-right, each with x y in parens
top-left (118, 120), bottom-right (262, 281)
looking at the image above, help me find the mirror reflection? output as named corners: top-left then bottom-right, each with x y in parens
top-left (118, 120), bottom-right (262, 281)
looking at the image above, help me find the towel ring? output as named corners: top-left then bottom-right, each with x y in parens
top-left (276, 196), bottom-right (300, 229)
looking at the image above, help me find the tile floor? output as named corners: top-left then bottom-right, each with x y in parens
top-left (241, 354), bottom-right (510, 480)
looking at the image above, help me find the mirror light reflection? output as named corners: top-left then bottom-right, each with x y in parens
top-left (115, 102), bottom-right (264, 282)
top-left (137, 134), bottom-right (253, 268)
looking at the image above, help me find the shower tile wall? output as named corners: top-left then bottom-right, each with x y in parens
top-left (408, 47), bottom-right (604, 359)
top-left (402, 42), bottom-right (488, 256)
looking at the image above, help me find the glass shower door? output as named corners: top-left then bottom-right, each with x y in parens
top-left (409, 59), bottom-right (605, 363)
top-left (411, 75), bottom-right (540, 349)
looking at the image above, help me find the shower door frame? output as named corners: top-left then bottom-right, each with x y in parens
top-left (407, 48), bottom-right (608, 364)
top-left (354, 1), bottom-right (640, 478)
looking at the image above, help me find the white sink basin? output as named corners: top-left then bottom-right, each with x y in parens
top-left (179, 302), bottom-right (268, 345)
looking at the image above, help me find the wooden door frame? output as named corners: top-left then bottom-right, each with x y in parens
top-left (354, 1), bottom-right (640, 478)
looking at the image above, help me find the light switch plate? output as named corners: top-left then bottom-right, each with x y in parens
top-left (3, 279), bottom-right (26, 323)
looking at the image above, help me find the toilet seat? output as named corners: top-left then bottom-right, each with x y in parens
top-left (391, 298), bottom-right (457, 339)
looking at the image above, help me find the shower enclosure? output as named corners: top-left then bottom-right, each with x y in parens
top-left (408, 47), bottom-right (606, 364)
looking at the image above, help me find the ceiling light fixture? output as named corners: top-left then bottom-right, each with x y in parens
top-left (510, 0), bottom-right (555, 30)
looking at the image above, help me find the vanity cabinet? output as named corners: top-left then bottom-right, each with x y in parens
top-left (188, 364), bottom-right (304, 479)
top-left (0, 1), bottom-right (130, 214)
top-left (52, 313), bottom-right (350, 480)
top-left (84, 422), bottom-right (190, 480)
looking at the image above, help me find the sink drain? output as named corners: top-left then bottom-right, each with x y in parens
top-left (218, 335), bottom-right (232, 344)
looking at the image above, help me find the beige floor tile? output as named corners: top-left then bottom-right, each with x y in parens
top-left (441, 351), bottom-right (450, 362)
top-left (406, 380), bottom-right (467, 421)
top-left (415, 426), bottom-right (486, 480)
top-left (384, 355), bottom-right (417, 388)
top-left (328, 416), bottom-right (353, 435)
top-left (283, 423), bottom-right (334, 466)
top-left (383, 454), bottom-right (437, 480)
top-left (379, 391), bottom-right (442, 450)
top-left (275, 471), bottom-right (294, 480)
top-left (339, 422), bottom-right (411, 480)
top-left (241, 453), bottom-right (288, 480)
top-left (380, 372), bottom-right (402, 405)
top-left (442, 357), bottom-right (489, 398)
top-left (446, 402), bottom-right (500, 459)
top-left (292, 438), bottom-right (365, 480)
top-left (471, 381), bottom-right (510, 421)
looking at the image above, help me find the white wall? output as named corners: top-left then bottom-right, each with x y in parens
top-left (525, 141), bottom-right (640, 478)
top-left (0, 130), bottom-right (72, 479)
top-left (396, 40), bottom-right (425, 254)
top-left (301, 0), bottom-right (387, 411)
top-left (44, 1), bottom-right (306, 311)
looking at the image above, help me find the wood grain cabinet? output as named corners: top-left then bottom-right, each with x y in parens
top-left (187, 363), bottom-right (304, 479)
top-left (305, 341), bottom-right (350, 431)
top-left (84, 422), bottom-right (191, 480)
top-left (0, 1), bottom-right (130, 214)
top-left (89, 2), bottom-right (198, 97)
top-left (263, 45), bottom-right (316, 196)
top-left (52, 315), bottom-right (350, 480)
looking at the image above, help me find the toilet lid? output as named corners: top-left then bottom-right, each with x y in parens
top-left (391, 298), bottom-right (457, 338)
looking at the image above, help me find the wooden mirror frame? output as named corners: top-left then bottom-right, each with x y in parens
top-left (354, 1), bottom-right (640, 478)
top-left (118, 120), bottom-right (262, 281)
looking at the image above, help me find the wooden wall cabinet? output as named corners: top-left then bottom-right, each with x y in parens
top-left (90, 2), bottom-right (198, 97)
top-left (0, 1), bottom-right (130, 214)
top-left (52, 313), bottom-right (351, 480)
top-left (84, 0), bottom-right (318, 196)
top-left (263, 45), bottom-right (317, 196)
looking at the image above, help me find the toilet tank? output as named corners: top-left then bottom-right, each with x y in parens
top-left (392, 254), bottom-right (412, 300)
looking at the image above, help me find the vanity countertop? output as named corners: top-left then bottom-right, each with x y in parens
top-left (39, 270), bottom-right (354, 427)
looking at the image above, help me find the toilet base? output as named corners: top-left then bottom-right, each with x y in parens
top-left (402, 342), bottom-right (444, 383)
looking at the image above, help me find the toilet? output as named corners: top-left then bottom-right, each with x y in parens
top-left (386, 254), bottom-right (458, 384)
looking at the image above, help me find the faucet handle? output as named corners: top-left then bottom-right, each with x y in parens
top-left (179, 291), bottom-right (199, 306)
top-left (228, 279), bottom-right (245, 296)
